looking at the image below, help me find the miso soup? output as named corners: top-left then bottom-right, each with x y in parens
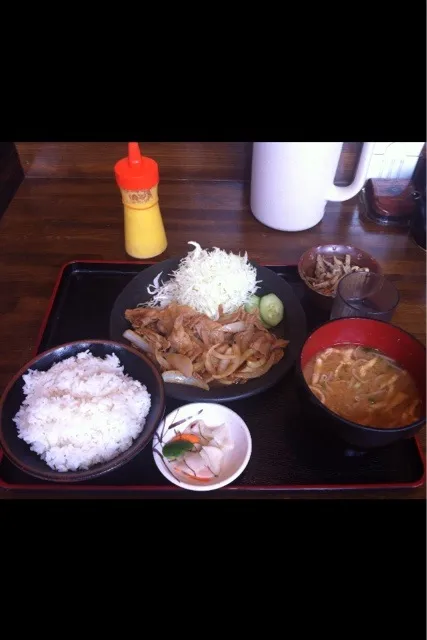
top-left (303, 345), bottom-right (423, 429)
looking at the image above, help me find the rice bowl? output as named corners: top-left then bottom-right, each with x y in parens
top-left (0, 341), bottom-right (166, 483)
top-left (13, 350), bottom-right (152, 472)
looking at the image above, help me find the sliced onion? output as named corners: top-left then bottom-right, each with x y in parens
top-left (220, 321), bottom-right (247, 333)
top-left (211, 349), bottom-right (238, 361)
top-left (165, 353), bottom-right (193, 378)
top-left (244, 357), bottom-right (267, 370)
top-left (123, 329), bottom-right (153, 354)
top-left (211, 348), bottom-right (254, 380)
top-left (205, 343), bottom-right (223, 374)
top-left (234, 351), bottom-right (275, 379)
top-left (162, 370), bottom-right (209, 391)
top-left (218, 356), bottom-right (232, 373)
top-left (155, 349), bottom-right (170, 370)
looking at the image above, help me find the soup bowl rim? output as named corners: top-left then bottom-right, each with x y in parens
top-left (298, 317), bottom-right (426, 434)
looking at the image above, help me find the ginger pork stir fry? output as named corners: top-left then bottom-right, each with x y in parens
top-left (306, 254), bottom-right (370, 296)
top-left (125, 303), bottom-right (288, 390)
top-left (303, 345), bottom-right (422, 429)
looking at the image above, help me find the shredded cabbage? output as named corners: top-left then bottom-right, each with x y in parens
top-left (144, 242), bottom-right (260, 319)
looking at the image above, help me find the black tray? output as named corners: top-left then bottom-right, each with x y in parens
top-left (0, 261), bottom-right (424, 495)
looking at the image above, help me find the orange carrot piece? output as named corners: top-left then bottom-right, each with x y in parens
top-left (179, 470), bottom-right (212, 482)
top-left (171, 433), bottom-right (200, 444)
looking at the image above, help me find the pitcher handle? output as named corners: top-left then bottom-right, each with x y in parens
top-left (327, 142), bottom-right (376, 202)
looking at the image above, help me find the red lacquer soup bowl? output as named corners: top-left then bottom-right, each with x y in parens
top-left (297, 318), bottom-right (426, 449)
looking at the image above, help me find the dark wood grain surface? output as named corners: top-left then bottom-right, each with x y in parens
top-left (15, 142), bottom-right (363, 184)
top-left (0, 176), bottom-right (425, 500)
top-left (0, 143), bottom-right (24, 220)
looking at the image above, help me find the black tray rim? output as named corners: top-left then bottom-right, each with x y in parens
top-left (0, 259), bottom-right (425, 494)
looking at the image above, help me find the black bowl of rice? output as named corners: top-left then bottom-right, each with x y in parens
top-left (0, 340), bottom-right (165, 482)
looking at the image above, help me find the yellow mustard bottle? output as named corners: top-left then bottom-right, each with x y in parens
top-left (114, 142), bottom-right (168, 259)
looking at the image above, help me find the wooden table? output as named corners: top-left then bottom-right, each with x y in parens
top-left (0, 178), bottom-right (425, 499)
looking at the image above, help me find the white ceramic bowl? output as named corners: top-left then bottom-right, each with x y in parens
top-left (152, 402), bottom-right (252, 492)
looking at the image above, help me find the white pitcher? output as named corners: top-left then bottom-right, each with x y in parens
top-left (250, 142), bottom-right (375, 232)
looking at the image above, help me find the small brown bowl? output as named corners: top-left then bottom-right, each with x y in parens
top-left (297, 244), bottom-right (382, 311)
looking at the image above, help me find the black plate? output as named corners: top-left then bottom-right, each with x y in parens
top-left (109, 258), bottom-right (307, 402)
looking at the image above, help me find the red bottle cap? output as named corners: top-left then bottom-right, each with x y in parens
top-left (114, 142), bottom-right (159, 190)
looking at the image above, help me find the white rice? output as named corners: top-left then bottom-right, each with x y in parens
top-left (13, 350), bottom-right (151, 472)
